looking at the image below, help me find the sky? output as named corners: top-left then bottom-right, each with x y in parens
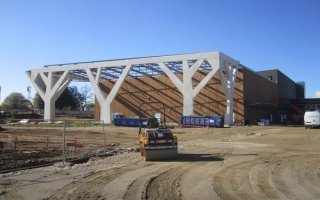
top-left (0, 0), bottom-right (320, 103)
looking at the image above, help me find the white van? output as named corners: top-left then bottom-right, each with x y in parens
top-left (304, 110), bottom-right (320, 128)
top-left (111, 112), bottom-right (124, 122)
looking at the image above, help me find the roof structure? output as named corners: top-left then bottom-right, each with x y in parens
top-left (26, 51), bottom-right (239, 125)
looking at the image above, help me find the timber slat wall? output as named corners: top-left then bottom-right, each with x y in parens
top-left (95, 70), bottom-right (244, 123)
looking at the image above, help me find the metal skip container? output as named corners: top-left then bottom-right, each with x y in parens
top-left (113, 117), bottom-right (148, 127)
top-left (179, 116), bottom-right (224, 128)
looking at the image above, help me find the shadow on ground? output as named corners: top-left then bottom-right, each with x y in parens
top-left (177, 153), bottom-right (224, 162)
top-left (148, 153), bottom-right (224, 162)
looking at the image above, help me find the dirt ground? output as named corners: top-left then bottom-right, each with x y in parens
top-left (0, 126), bottom-right (138, 171)
top-left (0, 125), bottom-right (320, 200)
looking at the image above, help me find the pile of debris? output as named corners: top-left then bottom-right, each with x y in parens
top-left (92, 144), bottom-right (139, 157)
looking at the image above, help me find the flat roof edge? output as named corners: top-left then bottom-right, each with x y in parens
top-left (44, 51), bottom-right (221, 68)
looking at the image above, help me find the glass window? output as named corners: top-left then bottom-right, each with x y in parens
top-left (157, 133), bottom-right (164, 137)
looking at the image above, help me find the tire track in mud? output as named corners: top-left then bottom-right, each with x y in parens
top-left (177, 162), bottom-right (222, 199)
top-left (122, 167), bottom-right (172, 200)
top-left (213, 157), bottom-right (259, 200)
top-left (123, 152), bottom-right (224, 200)
top-left (47, 156), bottom-right (216, 200)
top-left (294, 156), bottom-right (320, 197)
top-left (213, 154), bottom-right (320, 200)
top-left (48, 161), bottom-right (153, 200)
top-left (271, 154), bottom-right (320, 199)
top-left (144, 162), bottom-right (203, 200)
top-left (249, 159), bottom-right (285, 199)
top-left (298, 157), bottom-right (320, 191)
top-left (101, 163), bottom-right (172, 200)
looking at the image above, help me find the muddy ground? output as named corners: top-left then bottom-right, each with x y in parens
top-left (0, 125), bottom-right (320, 200)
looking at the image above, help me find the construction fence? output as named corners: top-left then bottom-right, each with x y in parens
top-left (0, 119), bottom-right (110, 171)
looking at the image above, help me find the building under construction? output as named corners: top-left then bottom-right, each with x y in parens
top-left (95, 63), bottom-right (305, 125)
top-left (26, 51), bottom-right (306, 125)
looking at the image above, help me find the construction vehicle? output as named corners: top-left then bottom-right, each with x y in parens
top-left (138, 102), bottom-right (178, 161)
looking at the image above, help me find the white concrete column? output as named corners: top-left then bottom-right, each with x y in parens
top-left (44, 98), bottom-right (55, 121)
top-left (86, 65), bottom-right (131, 123)
top-left (100, 103), bottom-right (111, 124)
top-left (27, 70), bottom-right (70, 122)
top-left (159, 58), bottom-right (219, 116)
top-left (182, 92), bottom-right (194, 115)
top-left (226, 98), bottom-right (234, 125)
top-left (182, 60), bottom-right (194, 115)
top-left (219, 65), bottom-right (238, 126)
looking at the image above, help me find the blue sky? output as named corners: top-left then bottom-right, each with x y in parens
top-left (0, 0), bottom-right (320, 102)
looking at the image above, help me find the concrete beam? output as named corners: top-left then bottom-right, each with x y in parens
top-left (29, 52), bottom-right (220, 73)
top-left (193, 62), bottom-right (219, 98)
top-left (86, 65), bottom-right (132, 123)
top-left (158, 62), bottom-right (183, 93)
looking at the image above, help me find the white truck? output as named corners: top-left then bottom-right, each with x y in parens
top-left (304, 110), bottom-right (320, 128)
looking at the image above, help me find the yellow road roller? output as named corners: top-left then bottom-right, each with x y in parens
top-left (138, 102), bottom-right (178, 161)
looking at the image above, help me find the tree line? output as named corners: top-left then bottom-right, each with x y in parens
top-left (0, 86), bottom-right (93, 111)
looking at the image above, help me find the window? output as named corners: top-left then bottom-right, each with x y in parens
top-left (268, 76), bottom-right (273, 80)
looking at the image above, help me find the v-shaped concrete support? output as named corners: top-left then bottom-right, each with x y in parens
top-left (86, 65), bottom-right (131, 123)
top-left (159, 58), bottom-right (219, 116)
top-left (26, 70), bottom-right (71, 122)
top-left (26, 51), bottom-right (239, 125)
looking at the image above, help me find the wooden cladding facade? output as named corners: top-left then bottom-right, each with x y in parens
top-left (95, 70), bottom-right (245, 123)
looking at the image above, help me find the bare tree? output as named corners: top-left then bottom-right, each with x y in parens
top-left (79, 85), bottom-right (94, 111)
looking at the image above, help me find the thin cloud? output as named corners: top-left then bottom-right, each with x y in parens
top-left (315, 91), bottom-right (320, 98)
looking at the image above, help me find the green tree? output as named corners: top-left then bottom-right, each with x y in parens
top-left (56, 86), bottom-right (84, 110)
top-left (2, 92), bottom-right (31, 110)
top-left (33, 93), bottom-right (44, 109)
top-left (33, 86), bottom-right (84, 110)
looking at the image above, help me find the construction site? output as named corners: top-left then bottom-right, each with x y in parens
top-left (1, 51), bottom-right (320, 199)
